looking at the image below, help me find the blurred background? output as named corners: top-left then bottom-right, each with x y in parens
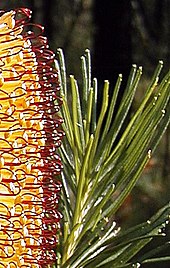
top-left (0, 1), bottom-right (169, 267)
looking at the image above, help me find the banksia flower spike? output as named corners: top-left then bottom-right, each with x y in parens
top-left (0, 8), bottom-right (63, 267)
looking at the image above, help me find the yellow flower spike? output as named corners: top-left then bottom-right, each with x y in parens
top-left (0, 8), bottom-right (63, 267)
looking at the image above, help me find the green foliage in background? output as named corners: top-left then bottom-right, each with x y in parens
top-left (55, 49), bottom-right (170, 268)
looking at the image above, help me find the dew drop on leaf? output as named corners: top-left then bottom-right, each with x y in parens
top-left (162, 109), bottom-right (166, 116)
top-left (132, 263), bottom-right (141, 268)
top-left (148, 149), bottom-right (152, 159)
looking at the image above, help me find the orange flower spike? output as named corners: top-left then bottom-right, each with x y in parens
top-left (0, 9), bottom-right (63, 267)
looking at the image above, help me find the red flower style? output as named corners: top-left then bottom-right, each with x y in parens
top-left (0, 8), bottom-right (63, 267)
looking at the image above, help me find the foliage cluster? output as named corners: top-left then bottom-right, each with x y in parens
top-left (55, 49), bottom-right (170, 267)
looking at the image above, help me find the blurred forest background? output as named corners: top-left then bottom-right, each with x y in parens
top-left (0, 1), bottom-right (169, 266)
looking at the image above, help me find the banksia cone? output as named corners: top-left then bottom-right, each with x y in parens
top-left (0, 8), bottom-right (63, 267)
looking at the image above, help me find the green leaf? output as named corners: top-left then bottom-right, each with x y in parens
top-left (56, 49), bottom-right (170, 268)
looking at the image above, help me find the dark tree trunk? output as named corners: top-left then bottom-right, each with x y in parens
top-left (93, 0), bottom-right (132, 89)
top-left (41, 0), bottom-right (53, 43)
